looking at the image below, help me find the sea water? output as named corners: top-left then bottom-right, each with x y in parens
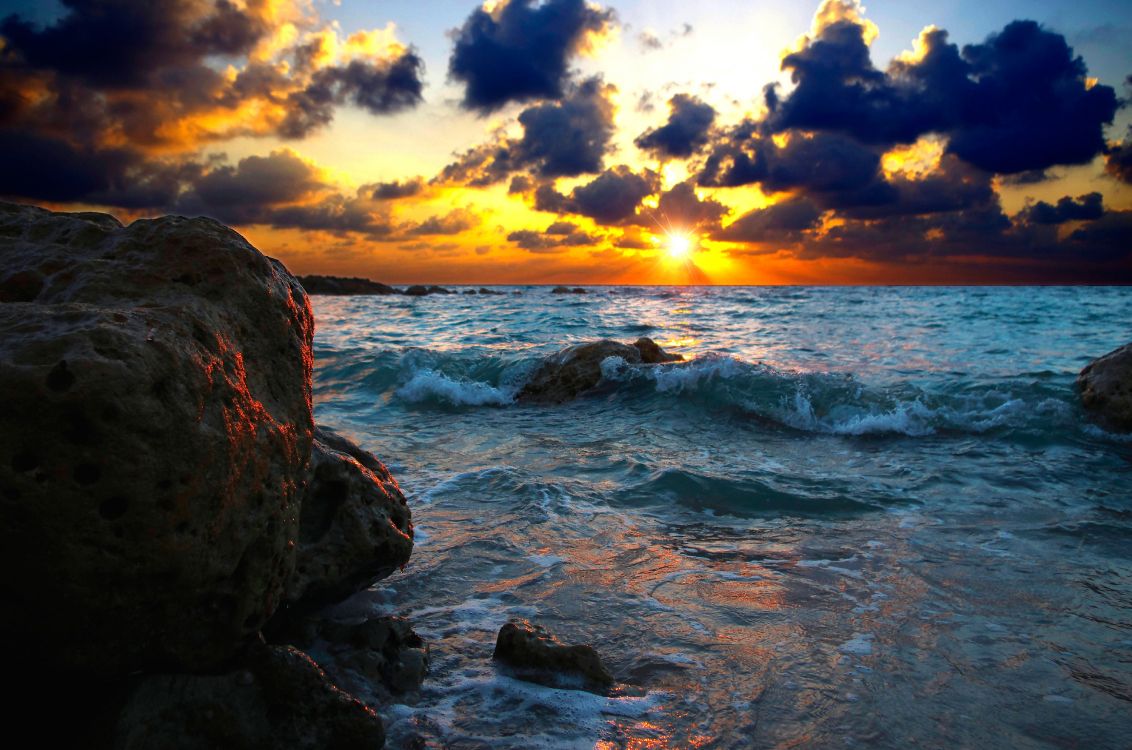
top-left (310, 286), bottom-right (1132, 749)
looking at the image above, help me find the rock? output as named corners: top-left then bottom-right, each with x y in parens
top-left (115, 641), bottom-right (384, 750)
top-left (478, 287), bottom-right (504, 295)
top-left (403, 284), bottom-right (451, 296)
top-left (632, 336), bottom-right (684, 364)
top-left (0, 202), bottom-right (314, 674)
top-left (298, 275), bottom-right (397, 295)
top-left (283, 426), bottom-right (413, 610)
top-left (517, 337), bottom-right (684, 404)
top-left (1079, 342), bottom-right (1132, 431)
top-left (319, 616), bottom-right (430, 700)
top-left (493, 622), bottom-right (613, 693)
top-left (551, 286), bottom-right (587, 294)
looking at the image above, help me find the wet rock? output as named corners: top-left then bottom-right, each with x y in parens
top-left (115, 641), bottom-right (383, 750)
top-left (478, 287), bottom-right (505, 295)
top-left (1079, 342), bottom-right (1132, 431)
top-left (551, 286), bottom-right (587, 294)
top-left (0, 202), bottom-right (314, 674)
top-left (283, 426), bottom-right (413, 610)
top-left (517, 337), bottom-right (684, 404)
top-left (493, 622), bottom-right (613, 693)
top-left (319, 616), bottom-right (430, 700)
top-left (298, 275), bottom-right (397, 295)
top-left (403, 284), bottom-right (452, 296)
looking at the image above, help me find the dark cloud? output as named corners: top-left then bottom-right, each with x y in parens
top-left (268, 193), bottom-right (395, 238)
top-left (535, 166), bottom-right (660, 225)
top-left (700, 128), bottom-right (885, 204)
top-left (438, 78), bottom-right (615, 185)
top-left (508, 222), bottom-right (598, 251)
top-left (0, 0), bottom-right (265, 88)
top-left (764, 14), bottom-right (1119, 174)
top-left (713, 197), bottom-right (823, 244)
top-left (513, 77), bottom-right (615, 177)
top-left (1105, 128), bottom-right (1132, 184)
top-left (280, 52), bottom-right (424, 138)
top-left (654, 181), bottom-right (729, 231)
top-left (407, 208), bottom-right (480, 235)
top-left (635, 94), bottom-right (716, 159)
top-left (1020, 192), bottom-right (1104, 225)
top-left (372, 178), bottom-right (424, 200)
top-left (448, 0), bottom-right (615, 112)
top-left (174, 150), bottom-right (324, 224)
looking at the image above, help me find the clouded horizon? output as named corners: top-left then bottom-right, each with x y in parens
top-left (2, 0), bottom-right (1130, 283)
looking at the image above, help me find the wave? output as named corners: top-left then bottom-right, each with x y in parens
top-left (314, 344), bottom-right (1102, 441)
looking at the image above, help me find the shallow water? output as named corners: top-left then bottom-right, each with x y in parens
top-left (311, 286), bottom-right (1132, 749)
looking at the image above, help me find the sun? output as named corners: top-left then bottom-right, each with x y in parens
top-left (666, 232), bottom-right (694, 260)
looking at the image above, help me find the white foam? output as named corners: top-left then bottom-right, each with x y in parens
top-left (396, 368), bottom-right (514, 406)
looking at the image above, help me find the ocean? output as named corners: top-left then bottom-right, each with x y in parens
top-left (309, 286), bottom-right (1132, 749)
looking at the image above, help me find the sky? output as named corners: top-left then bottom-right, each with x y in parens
top-left (1, 0), bottom-right (1130, 284)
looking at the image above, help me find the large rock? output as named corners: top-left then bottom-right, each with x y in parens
top-left (1079, 342), bottom-right (1132, 431)
top-left (298, 275), bottom-right (396, 295)
top-left (115, 641), bottom-right (383, 750)
top-left (517, 337), bottom-right (684, 403)
top-left (493, 621), bottom-right (613, 693)
top-left (0, 202), bottom-right (314, 674)
top-left (284, 426), bottom-right (413, 609)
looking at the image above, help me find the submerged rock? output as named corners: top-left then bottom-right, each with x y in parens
top-left (115, 641), bottom-right (383, 750)
top-left (298, 275), bottom-right (397, 295)
top-left (403, 284), bottom-right (452, 296)
top-left (284, 426), bottom-right (413, 610)
top-left (0, 202), bottom-right (314, 674)
top-left (517, 337), bottom-right (684, 403)
top-left (1078, 342), bottom-right (1132, 431)
top-left (551, 285), bottom-right (587, 294)
top-left (320, 616), bottom-right (430, 699)
top-left (493, 622), bottom-right (613, 693)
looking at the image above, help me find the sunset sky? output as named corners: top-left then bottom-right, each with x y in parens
top-left (2, 0), bottom-right (1130, 283)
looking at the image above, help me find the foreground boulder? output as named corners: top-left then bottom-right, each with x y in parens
top-left (283, 426), bottom-right (413, 610)
top-left (116, 641), bottom-right (384, 749)
top-left (1079, 342), bottom-right (1132, 431)
top-left (0, 202), bottom-right (314, 674)
top-left (517, 337), bottom-right (684, 404)
top-left (298, 275), bottom-right (396, 295)
top-left (493, 622), bottom-right (613, 693)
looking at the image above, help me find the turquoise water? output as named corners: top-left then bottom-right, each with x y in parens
top-left (311, 286), bottom-right (1132, 749)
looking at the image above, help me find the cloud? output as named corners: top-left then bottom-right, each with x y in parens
top-left (1019, 192), bottom-right (1104, 225)
top-left (635, 94), bottom-right (716, 159)
top-left (407, 208), bottom-right (480, 235)
top-left (653, 181), bottom-right (729, 231)
top-left (535, 166), bottom-right (660, 225)
top-left (763, 4), bottom-right (1119, 174)
top-left (448, 0), bottom-right (615, 112)
top-left (268, 192), bottom-right (396, 237)
top-left (438, 77), bottom-right (615, 185)
top-left (279, 52), bottom-right (424, 138)
top-left (177, 149), bottom-right (325, 224)
top-left (714, 197), bottom-right (823, 244)
top-left (0, 0), bottom-right (265, 88)
top-left (372, 177), bottom-right (425, 200)
top-left (1105, 127), bottom-right (1132, 184)
top-left (508, 221), bottom-right (598, 251)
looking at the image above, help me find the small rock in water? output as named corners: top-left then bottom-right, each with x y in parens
top-left (551, 285), bottom-right (587, 294)
top-left (1078, 342), bottom-right (1132, 431)
top-left (298, 275), bottom-right (397, 295)
top-left (493, 621), bottom-right (613, 693)
top-left (517, 337), bottom-right (684, 403)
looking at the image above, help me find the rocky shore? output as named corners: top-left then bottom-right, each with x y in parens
top-left (0, 203), bottom-right (423, 747)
